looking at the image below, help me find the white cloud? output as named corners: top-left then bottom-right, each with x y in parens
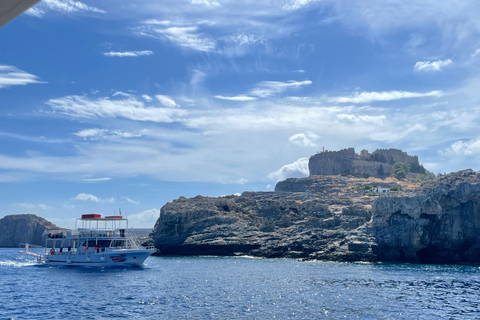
top-left (142, 19), bottom-right (172, 26)
top-left (112, 91), bottom-right (133, 97)
top-left (288, 132), bottom-right (319, 147)
top-left (235, 178), bottom-right (248, 185)
top-left (126, 208), bottom-right (159, 228)
top-left (191, 0), bottom-right (220, 7)
top-left (473, 49), bottom-right (480, 58)
top-left (0, 65), bottom-right (44, 89)
top-left (336, 114), bottom-right (386, 124)
top-left (74, 128), bottom-right (142, 140)
top-left (71, 193), bottom-right (114, 203)
top-left (414, 59), bottom-right (453, 72)
top-left (445, 137), bottom-right (480, 156)
top-left (156, 95), bottom-right (179, 108)
top-left (47, 95), bottom-right (186, 122)
top-left (331, 90), bottom-right (442, 104)
top-left (268, 157), bottom-right (309, 181)
top-left (137, 23), bottom-right (216, 52)
top-left (26, 0), bottom-right (106, 17)
top-left (82, 177), bottom-right (111, 182)
top-left (250, 80), bottom-right (312, 98)
top-left (123, 196), bottom-right (139, 205)
top-left (75, 128), bottom-right (107, 140)
top-left (214, 95), bottom-right (258, 101)
top-left (142, 95), bottom-right (153, 102)
top-left (103, 50), bottom-right (153, 57)
top-left (72, 193), bottom-right (100, 202)
top-left (283, 0), bottom-right (322, 11)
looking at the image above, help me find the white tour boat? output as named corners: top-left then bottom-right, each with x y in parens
top-left (21, 214), bottom-right (156, 267)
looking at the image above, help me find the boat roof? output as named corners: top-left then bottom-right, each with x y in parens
top-left (77, 218), bottom-right (128, 221)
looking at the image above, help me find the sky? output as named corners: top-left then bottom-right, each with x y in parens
top-left (1, 0), bottom-right (480, 229)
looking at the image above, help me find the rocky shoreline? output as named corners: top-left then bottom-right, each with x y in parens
top-left (150, 170), bottom-right (480, 264)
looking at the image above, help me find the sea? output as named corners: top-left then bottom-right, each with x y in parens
top-left (1, 248), bottom-right (479, 320)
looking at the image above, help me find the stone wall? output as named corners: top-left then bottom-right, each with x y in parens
top-left (308, 148), bottom-right (355, 176)
top-left (308, 147), bottom-right (420, 178)
top-left (371, 149), bottom-right (419, 166)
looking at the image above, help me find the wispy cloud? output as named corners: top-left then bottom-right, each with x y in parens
top-left (12, 203), bottom-right (50, 210)
top-left (414, 59), bottom-right (452, 72)
top-left (136, 22), bottom-right (216, 52)
top-left (331, 90), bottom-right (442, 104)
top-left (214, 95), bottom-right (258, 101)
top-left (156, 95), bottom-right (179, 108)
top-left (191, 0), bottom-right (220, 7)
top-left (47, 95), bottom-right (187, 122)
top-left (0, 132), bottom-right (68, 143)
top-left (216, 80), bottom-right (312, 101)
top-left (473, 49), bottom-right (480, 58)
top-left (71, 193), bottom-right (114, 203)
top-left (74, 128), bottom-right (142, 140)
top-left (82, 177), bottom-right (111, 182)
top-left (0, 65), bottom-right (45, 89)
top-left (250, 80), bottom-right (312, 98)
top-left (283, 0), bottom-right (322, 11)
top-left (123, 196), bottom-right (139, 205)
top-left (103, 50), bottom-right (153, 57)
top-left (27, 0), bottom-right (106, 17)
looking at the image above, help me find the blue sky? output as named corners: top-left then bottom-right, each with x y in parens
top-left (1, 0), bottom-right (480, 229)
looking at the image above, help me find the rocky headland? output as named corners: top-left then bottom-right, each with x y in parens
top-left (0, 214), bottom-right (60, 247)
top-left (150, 148), bottom-right (480, 264)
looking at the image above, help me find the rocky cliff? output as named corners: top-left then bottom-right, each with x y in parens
top-left (0, 214), bottom-right (59, 247)
top-left (371, 169), bottom-right (480, 264)
top-left (151, 170), bottom-right (480, 264)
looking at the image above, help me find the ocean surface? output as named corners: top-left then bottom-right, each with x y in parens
top-left (1, 248), bottom-right (479, 319)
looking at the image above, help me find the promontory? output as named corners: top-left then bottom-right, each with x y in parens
top-left (150, 148), bottom-right (480, 264)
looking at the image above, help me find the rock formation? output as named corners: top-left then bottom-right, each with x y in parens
top-left (0, 214), bottom-right (59, 247)
top-left (151, 169), bottom-right (480, 264)
top-left (371, 169), bottom-right (480, 264)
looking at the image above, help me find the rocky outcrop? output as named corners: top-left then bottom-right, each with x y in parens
top-left (152, 190), bottom-right (375, 261)
top-left (0, 214), bottom-right (59, 247)
top-left (152, 169), bottom-right (480, 264)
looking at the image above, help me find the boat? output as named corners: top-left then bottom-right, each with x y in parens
top-left (20, 214), bottom-right (156, 267)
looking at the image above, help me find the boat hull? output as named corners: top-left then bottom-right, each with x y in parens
top-left (44, 249), bottom-right (155, 267)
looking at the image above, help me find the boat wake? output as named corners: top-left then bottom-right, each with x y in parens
top-left (0, 259), bottom-right (38, 267)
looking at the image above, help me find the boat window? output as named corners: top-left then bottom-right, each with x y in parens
top-left (111, 240), bottom-right (126, 247)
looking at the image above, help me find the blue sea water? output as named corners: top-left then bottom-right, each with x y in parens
top-left (1, 248), bottom-right (480, 319)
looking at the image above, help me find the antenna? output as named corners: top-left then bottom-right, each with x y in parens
top-left (119, 208), bottom-right (122, 217)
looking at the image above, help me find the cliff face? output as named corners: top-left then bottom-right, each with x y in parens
top-left (152, 184), bottom-right (375, 260)
top-left (0, 214), bottom-right (59, 247)
top-left (152, 170), bottom-right (480, 264)
top-left (371, 169), bottom-right (480, 264)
